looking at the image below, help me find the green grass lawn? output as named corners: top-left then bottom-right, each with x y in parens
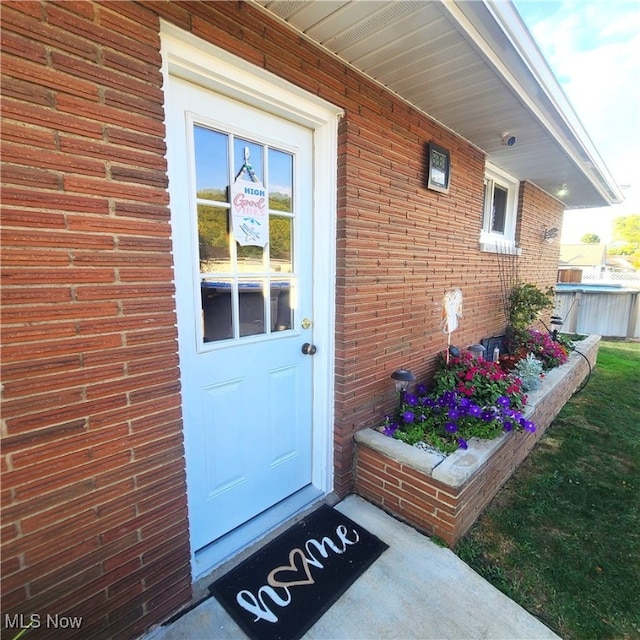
top-left (455, 339), bottom-right (640, 640)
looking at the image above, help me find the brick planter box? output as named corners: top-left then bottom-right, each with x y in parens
top-left (354, 335), bottom-right (601, 546)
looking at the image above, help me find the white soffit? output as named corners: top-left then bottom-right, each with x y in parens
top-left (254, 0), bottom-right (623, 209)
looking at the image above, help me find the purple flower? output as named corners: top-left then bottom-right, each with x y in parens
top-left (401, 410), bottom-right (415, 424)
top-left (383, 424), bottom-right (398, 437)
top-left (448, 408), bottom-right (461, 420)
top-left (503, 420), bottom-right (513, 432)
top-left (445, 422), bottom-right (458, 433)
top-left (523, 420), bottom-right (536, 432)
top-left (457, 438), bottom-right (468, 450)
top-left (481, 409), bottom-right (495, 422)
top-left (468, 404), bottom-right (482, 417)
top-left (442, 391), bottom-right (456, 406)
top-left (404, 393), bottom-right (418, 406)
top-left (422, 397), bottom-right (436, 408)
top-left (416, 383), bottom-right (427, 395)
top-left (496, 395), bottom-right (510, 408)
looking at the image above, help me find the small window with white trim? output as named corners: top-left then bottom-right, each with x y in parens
top-left (480, 163), bottom-right (520, 252)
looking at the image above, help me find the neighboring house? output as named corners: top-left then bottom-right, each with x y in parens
top-left (607, 255), bottom-right (637, 272)
top-left (560, 243), bottom-right (608, 270)
top-left (558, 242), bottom-right (607, 281)
top-left (0, 2), bottom-right (622, 638)
top-left (559, 243), bottom-right (637, 281)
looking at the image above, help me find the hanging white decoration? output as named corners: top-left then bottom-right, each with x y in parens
top-left (442, 288), bottom-right (463, 334)
top-left (231, 147), bottom-right (269, 247)
top-left (441, 289), bottom-right (463, 363)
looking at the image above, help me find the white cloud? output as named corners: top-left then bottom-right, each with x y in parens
top-left (515, 1), bottom-right (640, 240)
top-left (522, 2), bottom-right (640, 183)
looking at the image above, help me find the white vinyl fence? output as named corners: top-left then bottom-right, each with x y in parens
top-left (555, 285), bottom-right (640, 339)
top-left (582, 270), bottom-right (640, 284)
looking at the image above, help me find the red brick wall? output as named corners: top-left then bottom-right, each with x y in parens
top-left (332, 130), bottom-right (564, 495)
top-left (1, 0), bottom-right (565, 637)
top-left (1, 2), bottom-right (190, 638)
top-left (518, 180), bottom-right (564, 287)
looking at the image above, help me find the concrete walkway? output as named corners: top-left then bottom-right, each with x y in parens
top-left (146, 495), bottom-right (559, 640)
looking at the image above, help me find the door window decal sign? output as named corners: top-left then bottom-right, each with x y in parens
top-left (231, 148), bottom-right (269, 247)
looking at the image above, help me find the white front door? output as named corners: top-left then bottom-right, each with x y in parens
top-left (166, 76), bottom-right (319, 557)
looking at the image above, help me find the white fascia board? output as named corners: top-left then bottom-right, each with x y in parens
top-left (443, 0), bottom-right (623, 206)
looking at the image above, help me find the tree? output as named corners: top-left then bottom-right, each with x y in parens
top-left (609, 243), bottom-right (636, 256)
top-left (609, 215), bottom-right (640, 270)
top-left (580, 232), bottom-right (600, 244)
top-left (612, 215), bottom-right (640, 246)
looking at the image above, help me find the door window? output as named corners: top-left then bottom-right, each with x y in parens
top-left (193, 124), bottom-right (296, 344)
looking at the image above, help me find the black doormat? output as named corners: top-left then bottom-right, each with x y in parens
top-left (209, 504), bottom-right (388, 640)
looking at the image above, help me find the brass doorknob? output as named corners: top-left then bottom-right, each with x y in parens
top-left (301, 343), bottom-right (317, 355)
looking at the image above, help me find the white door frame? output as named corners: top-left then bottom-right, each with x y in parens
top-left (160, 21), bottom-right (342, 575)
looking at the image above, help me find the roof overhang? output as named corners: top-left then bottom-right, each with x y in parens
top-left (254, 0), bottom-right (623, 209)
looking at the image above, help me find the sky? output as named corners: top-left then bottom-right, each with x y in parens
top-left (514, 0), bottom-right (640, 244)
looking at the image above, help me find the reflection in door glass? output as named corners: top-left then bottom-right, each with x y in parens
top-left (268, 149), bottom-right (292, 212)
top-left (234, 139), bottom-right (263, 183)
top-left (194, 126), bottom-right (229, 198)
top-left (193, 123), bottom-right (297, 344)
top-left (238, 281), bottom-right (266, 337)
top-left (237, 244), bottom-right (263, 272)
top-left (198, 205), bottom-right (230, 272)
top-left (271, 281), bottom-right (292, 331)
top-left (201, 281), bottom-right (233, 342)
top-left (269, 216), bottom-right (292, 273)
